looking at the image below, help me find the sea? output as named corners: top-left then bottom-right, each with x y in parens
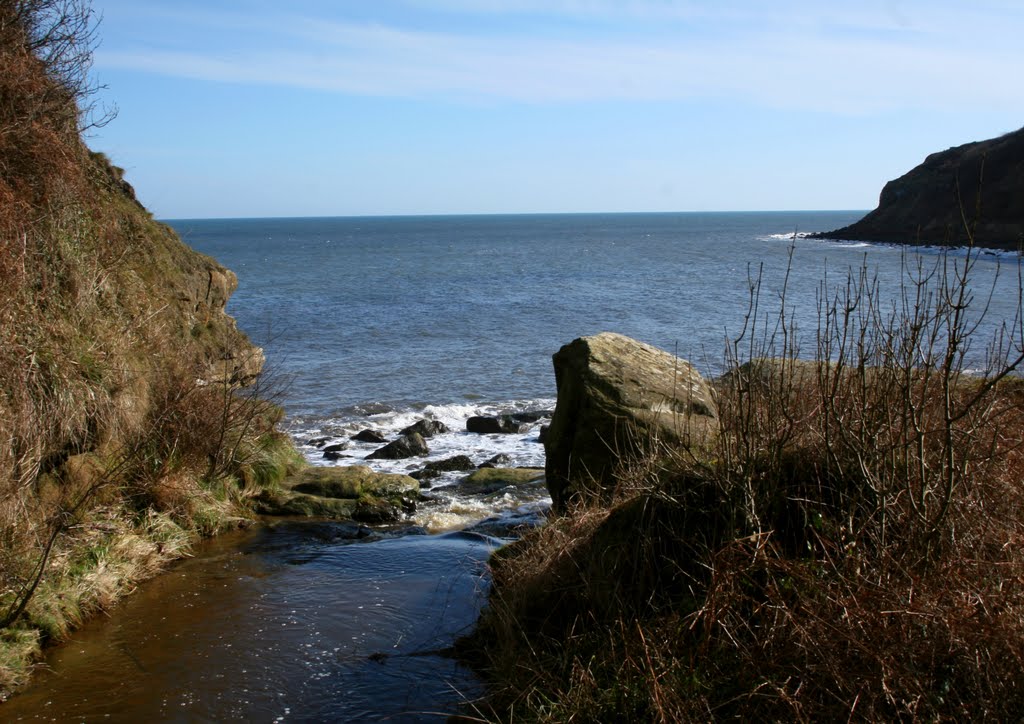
top-left (9, 211), bottom-right (1022, 722)
top-left (169, 211), bottom-right (1022, 531)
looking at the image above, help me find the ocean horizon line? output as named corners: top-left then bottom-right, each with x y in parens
top-left (162, 209), bottom-right (869, 224)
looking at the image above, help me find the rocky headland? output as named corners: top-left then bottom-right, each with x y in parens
top-left (815, 126), bottom-right (1024, 249)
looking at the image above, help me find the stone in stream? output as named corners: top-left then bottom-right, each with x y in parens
top-left (322, 442), bottom-right (349, 453)
top-left (289, 465), bottom-right (420, 499)
top-left (459, 467), bottom-right (545, 495)
top-left (253, 465), bottom-right (421, 522)
top-left (366, 432), bottom-right (430, 460)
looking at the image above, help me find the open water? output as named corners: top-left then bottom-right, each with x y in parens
top-left (7, 211), bottom-right (1022, 721)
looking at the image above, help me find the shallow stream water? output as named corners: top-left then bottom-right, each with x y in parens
top-left (4, 524), bottom-right (497, 722)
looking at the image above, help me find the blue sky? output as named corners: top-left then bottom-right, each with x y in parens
top-left (86, 1), bottom-right (1024, 219)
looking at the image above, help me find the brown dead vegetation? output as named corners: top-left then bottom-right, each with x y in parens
top-left (469, 247), bottom-right (1024, 722)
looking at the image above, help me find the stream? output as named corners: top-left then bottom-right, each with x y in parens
top-left (3, 522), bottom-right (499, 722)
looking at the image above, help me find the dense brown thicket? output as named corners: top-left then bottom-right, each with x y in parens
top-left (470, 248), bottom-right (1024, 722)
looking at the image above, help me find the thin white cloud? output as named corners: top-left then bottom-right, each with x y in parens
top-left (95, 2), bottom-right (1024, 114)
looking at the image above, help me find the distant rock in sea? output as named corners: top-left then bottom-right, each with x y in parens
top-left (815, 126), bottom-right (1024, 249)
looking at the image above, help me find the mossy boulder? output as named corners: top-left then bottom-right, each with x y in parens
top-left (545, 332), bottom-right (719, 512)
top-left (252, 491), bottom-right (356, 518)
top-left (461, 468), bottom-right (545, 495)
top-left (288, 465), bottom-right (419, 499)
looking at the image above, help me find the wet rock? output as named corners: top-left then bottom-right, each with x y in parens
top-left (252, 491), bottom-right (356, 519)
top-left (466, 416), bottom-right (529, 434)
top-left (322, 442), bottom-right (349, 453)
top-left (479, 453), bottom-right (512, 469)
top-left (538, 425), bottom-right (549, 444)
top-left (459, 467), bottom-right (545, 495)
top-left (424, 455), bottom-right (475, 473)
top-left (351, 497), bottom-right (402, 524)
top-left (367, 432), bottom-right (430, 460)
top-left (306, 436), bottom-right (331, 447)
top-left (466, 416), bottom-right (502, 434)
top-left (399, 419), bottom-right (450, 438)
top-left (410, 454), bottom-right (475, 484)
top-left (322, 450), bottom-right (349, 461)
top-left (351, 429), bottom-right (387, 444)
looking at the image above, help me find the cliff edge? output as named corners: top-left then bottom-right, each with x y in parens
top-left (816, 126), bottom-right (1024, 249)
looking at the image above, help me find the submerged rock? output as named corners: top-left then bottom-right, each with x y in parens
top-left (545, 332), bottom-right (718, 512)
top-left (367, 432), bottom-right (430, 460)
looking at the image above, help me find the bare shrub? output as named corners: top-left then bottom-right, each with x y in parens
top-left (472, 241), bottom-right (1024, 721)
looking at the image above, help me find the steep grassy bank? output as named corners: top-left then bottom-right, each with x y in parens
top-left (468, 251), bottom-right (1024, 721)
top-left (0, 1), bottom-right (301, 695)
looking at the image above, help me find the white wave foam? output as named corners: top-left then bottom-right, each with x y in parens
top-left (288, 397), bottom-right (555, 531)
top-left (761, 231), bottom-right (815, 241)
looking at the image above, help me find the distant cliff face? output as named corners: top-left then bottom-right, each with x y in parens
top-left (818, 127), bottom-right (1024, 249)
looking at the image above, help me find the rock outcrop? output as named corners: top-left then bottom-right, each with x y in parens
top-left (816, 127), bottom-right (1024, 249)
top-left (544, 333), bottom-right (718, 512)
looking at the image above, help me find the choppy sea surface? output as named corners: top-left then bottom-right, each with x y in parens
top-left (9, 212), bottom-right (1022, 721)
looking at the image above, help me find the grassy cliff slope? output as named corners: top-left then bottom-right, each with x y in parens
top-left (0, 0), bottom-right (301, 695)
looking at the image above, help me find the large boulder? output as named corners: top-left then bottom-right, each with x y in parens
top-left (544, 332), bottom-right (718, 512)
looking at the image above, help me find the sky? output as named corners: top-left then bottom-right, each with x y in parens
top-left (85, 0), bottom-right (1024, 219)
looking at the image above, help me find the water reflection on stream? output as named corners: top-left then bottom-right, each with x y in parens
top-left (5, 522), bottom-right (497, 722)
